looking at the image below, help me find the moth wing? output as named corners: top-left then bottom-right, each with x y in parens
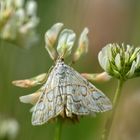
top-left (65, 65), bottom-right (112, 114)
top-left (83, 83), bottom-right (112, 112)
top-left (65, 84), bottom-right (91, 116)
top-left (32, 86), bottom-right (64, 125)
top-left (32, 69), bottom-right (64, 125)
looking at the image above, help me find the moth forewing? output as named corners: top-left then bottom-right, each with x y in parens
top-left (31, 68), bottom-right (64, 125)
top-left (64, 64), bottom-right (112, 113)
top-left (31, 59), bottom-right (112, 125)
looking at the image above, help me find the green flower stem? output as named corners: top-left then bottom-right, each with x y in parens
top-left (54, 118), bottom-right (63, 140)
top-left (113, 80), bottom-right (124, 107)
top-left (101, 79), bottom-right (124, 140)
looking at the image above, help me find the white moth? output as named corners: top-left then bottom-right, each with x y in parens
top-left (32, 59), bottom-right (112, 125)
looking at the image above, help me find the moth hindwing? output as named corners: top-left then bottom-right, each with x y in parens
top-left (32, 59), bottom-right (112, 125)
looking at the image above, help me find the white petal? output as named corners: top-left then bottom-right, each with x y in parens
top-left (15, 0), bottom-right (24, 8)
top-left (98, 49), bottom-right (110, 71)
top-left (57, 29), bottom-right (76, 58)
top-left (98, 51), bottom-right (105, 69)
top-left (126, 44), bottom-right (133, 54)
top-left (45, 23), bottom-right (64, 47)
top-left (19, 92), bottom-right (41, 105)
top-left (107, 45), bottom-right (112, 60)
top-left (124, 52), bottom-right (129, 64)
top-left (135, 54), bottom-right (140, 69)
top-left (130, 47), bottom-right (140, 62)
top-left (26, 0), bottom-right (37, 16)
top-left (126, 61), bottom-right (136, 78)
top-left (72, 27), bottom-right (89, 62)
top-left (115, 53), bottom-right (121, 70)
top-left (78, 27), bottom-right (89, 53)
top-left (45, 23), bottom-right (64, 59)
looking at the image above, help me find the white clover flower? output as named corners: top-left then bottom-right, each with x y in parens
top-left (0, 0), bottom-right (39, 48)
top-left (0, 117), bottom-right (19, 140)
top-left (98, 43), bottom-right (140, 80)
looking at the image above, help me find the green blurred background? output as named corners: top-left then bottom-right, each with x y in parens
top-left (1, 0), bottom-right (140, 140)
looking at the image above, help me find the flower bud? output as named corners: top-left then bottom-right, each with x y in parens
top-left (45, 23), bottom-right (63, 60)
top-left (57, 29), bottom-right (76, 58)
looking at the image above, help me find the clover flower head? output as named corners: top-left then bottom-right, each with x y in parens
top-left (0, 116), bottom-right (19, 140)
top-left (0, 0), bottom-right (39, 48)
top-left (98, 43), bottom-right (140, 80)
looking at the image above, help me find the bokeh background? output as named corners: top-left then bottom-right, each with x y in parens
top-left (1, 0), bottom-right (140, 140)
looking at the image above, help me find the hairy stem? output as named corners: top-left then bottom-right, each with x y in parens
top-left (54, 118), bottom-right (63, 140)
top-left (101, 80), bottom-right (124, 140)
